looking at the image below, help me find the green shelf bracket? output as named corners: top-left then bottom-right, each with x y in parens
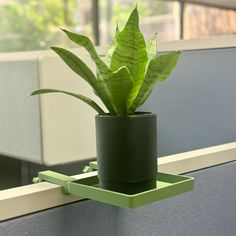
top-left (33, 170), bottom-right (76, 194)
top-left (83, 161), bottom-right (98, 173)
top-left (33, 162), bottom-right (194, 209)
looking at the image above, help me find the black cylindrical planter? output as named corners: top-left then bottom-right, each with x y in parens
top-left (95, 112), bottom-right (157, 194)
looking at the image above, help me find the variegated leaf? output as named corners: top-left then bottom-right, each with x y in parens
top-left (61, 29), bottom-right (110, 79)
top-left (51, 47), bottom-right (97, 88)
top-left (146, 33), bottom-right (157, 62)
top-left (107, 66), bottom-right (133, 116)
top-left (129, 51), bottom-right (181, 112)
top-left (31, 89), bottom-right (105, 114)
top-left (110, 6), bottom-right (148, 108)
top-left (105, 23), bottom-right (120, 65)
top-left (51, 46), bottom-right (116, 115)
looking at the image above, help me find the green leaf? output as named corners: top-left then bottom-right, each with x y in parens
top-left (61, 28), bottom-right (118, 114)
top-left (51, 47), bottom-right (97, 88)
top-left (146, 33), bottom-right (157, 62)
top-left (61, 28), bottom-right (110, 79)
top-left (31, 89), bottom-right (105, 114)
top-left (110, 6), bottom-right (148, 107)
top-left (105, 23), bottom-right (120, 65)
top-left (51, 46), bottom-right (116, 115)
top-left (107, 66), bottom-right (133, 116)
top-left (129, 51), bottom-right (181, 112)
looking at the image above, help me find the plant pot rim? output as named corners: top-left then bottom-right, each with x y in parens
top-left (96, 112), bottom-right (156, 119)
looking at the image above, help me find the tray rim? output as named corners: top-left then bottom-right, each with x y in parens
top-left (67, 172), bottom-right (194, 208)
top-left (71, 172), bottom-right (194, 197)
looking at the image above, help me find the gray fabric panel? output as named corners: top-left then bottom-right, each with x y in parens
top-left (1, 161), bottom-right (235, 236)
top-left (1, 48), bottom-right (236, 163)
top-left (142, 48), bottom-right (236, 156)
top-left (0, 60), bottom-right (42, 163)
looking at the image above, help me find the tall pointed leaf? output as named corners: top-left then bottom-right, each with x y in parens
top-left (31, 89), bottom-right (105, 114)
top-left (107, 66), bottom-right (133, 116)
top-left (110, 7), bottom-right (148, 106)
top-left (105, 23), bottom-right (120, 65)
top-left (51, 47), bottom-right (97, 88)
top-left (61, 29), bottom-right (110, 78)
top-left (61, 29), bottom-right (118, 114)
top-left (146, 33), bottom-right (157, 62)
top-left (129, 51), bottom-right (181, 112)
top-left (51, 46), bottom-right (115, 114)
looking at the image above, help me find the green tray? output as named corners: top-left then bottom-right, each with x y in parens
top-left (33, 167), bottom-right (194, 209)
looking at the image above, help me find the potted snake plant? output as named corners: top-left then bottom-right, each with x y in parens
top-left (31, 6), bottom-right (180, 194)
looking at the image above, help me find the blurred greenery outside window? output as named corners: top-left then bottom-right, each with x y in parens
top-left (99, 0), bottom-right (180, 45)
top-left (0, 0), bottom-right (236, 53)
top-left (0, 0), bottom-right (93, 52)
top-left (184, 3), bottom-right (236, 39)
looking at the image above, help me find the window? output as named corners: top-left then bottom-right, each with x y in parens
top-left (1, 1), bottom-right (236, 53)
top-left (184, 3), bottom-right (236, 40)
top-left (0, 0), bottom-right (93, 52)
top-left (99, 0), bottom-right (180, 45)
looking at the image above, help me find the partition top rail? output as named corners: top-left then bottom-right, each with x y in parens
top-left (0, 141), bottom-right (236, 221)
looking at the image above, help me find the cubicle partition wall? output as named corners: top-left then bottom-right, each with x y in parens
top-left (1, 46), bottom-right (236, 165)
top-left (143, 47), bottom-right (236, 156)
top-left (1, 161), bottom-right (235, 236)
